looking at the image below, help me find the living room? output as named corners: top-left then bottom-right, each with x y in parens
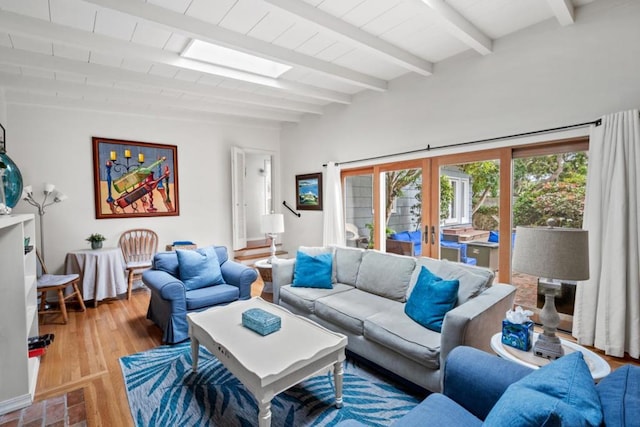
top-left (1, 0), bottom-right (639, 425)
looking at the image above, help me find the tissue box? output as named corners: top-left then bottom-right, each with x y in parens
top-left (501, 320), bottom-right (534, 351)
top-left (242, 308), bottom-right (281, 336)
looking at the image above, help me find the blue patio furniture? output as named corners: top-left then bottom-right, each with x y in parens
top-left (440, 240), bottom-right (477, 265)
top-left (388, 230), bottom-right (422, 256)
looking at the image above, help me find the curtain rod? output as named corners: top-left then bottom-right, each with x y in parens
top-left (323, 118), bottom-right (601, 167)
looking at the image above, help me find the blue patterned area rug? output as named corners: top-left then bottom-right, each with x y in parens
top-left (120, 342), bottom-right (422, 426)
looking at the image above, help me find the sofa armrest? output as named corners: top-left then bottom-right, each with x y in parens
top-left (443, 346), bottom-right (532, 420)
top-left (272, 258), bottom-right (296, 304)
top-left (440, 283), bottom-right (516, 371)
top-left (142, 269), bottom-right (187, 300)
top-left (220, 260), bottom-right (257, 300)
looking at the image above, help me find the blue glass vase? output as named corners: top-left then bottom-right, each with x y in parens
top-left (0, 151), bottom-right (24, 208)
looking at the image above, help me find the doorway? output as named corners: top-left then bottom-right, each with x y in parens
top-left (231, 147), bottom-right (274, 250)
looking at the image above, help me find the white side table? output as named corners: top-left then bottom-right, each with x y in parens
top-left (254, 259), bottom-right (273, 293)
top-left (490, 332), bottom-right (610, 381)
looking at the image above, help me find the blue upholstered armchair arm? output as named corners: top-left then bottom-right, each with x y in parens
top-left (142, 270), bottom-right (187, 300)
top-left (443, 346), bottom-right (533, 420)
top-left (220, 260), bottom-right (257, 300)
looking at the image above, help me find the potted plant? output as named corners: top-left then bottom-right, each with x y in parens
top-left (86, 233), bottom-right (106, 250)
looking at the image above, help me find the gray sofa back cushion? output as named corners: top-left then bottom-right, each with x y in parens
top-left (408, 257), bottom-right (495, 305)
top-left (334, 246), bottom-right (365, 286)
top-left (355, 251), bottom-right (416, 302)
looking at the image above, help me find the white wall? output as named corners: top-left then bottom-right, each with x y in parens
top-left (279, 0), bottom-right (640, 253)
top-left (8, 104), bottom-right (280, 272)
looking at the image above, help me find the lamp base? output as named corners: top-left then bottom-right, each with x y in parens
top-left (533, 333), bottom-right (564, 359)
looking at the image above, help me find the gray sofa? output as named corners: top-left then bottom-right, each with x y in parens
top-left (272, 246), bottom-right (516, 393)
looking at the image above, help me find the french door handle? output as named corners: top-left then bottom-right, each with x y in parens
top-left (424, 225), bottom-right (429, 244)
top-left (431, 226), bottom-right (436, 245)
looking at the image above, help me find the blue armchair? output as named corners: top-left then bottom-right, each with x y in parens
top-left (341, 346), bottom-right (639, 427)
top-left (143, 246), bottom-right (257, 344)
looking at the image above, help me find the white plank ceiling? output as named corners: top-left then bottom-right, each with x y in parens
top-left (0, 0), bottom-right (594, 128)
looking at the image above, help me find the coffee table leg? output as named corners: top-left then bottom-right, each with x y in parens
top-left (191, 337), bottom-right (199, 372)
top-left (334, 361), bottom-right (344, 409)
top-left (258, 400), bottom-right (272, 427)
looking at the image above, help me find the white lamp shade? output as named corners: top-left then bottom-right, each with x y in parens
top-left (261, 213), bottom-right (284, 234)
top-left (512, 226), bottom-right (589, 281)
top-left (44, 183), bottom-right (56, 194)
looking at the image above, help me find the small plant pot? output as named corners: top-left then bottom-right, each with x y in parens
top-left (91, 241), bottom-right (103, 250)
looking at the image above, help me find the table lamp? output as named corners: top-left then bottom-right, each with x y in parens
top-left (261, 213), bottom-right (284, 263)
top-left (512, 220), bottom-right (589, 359)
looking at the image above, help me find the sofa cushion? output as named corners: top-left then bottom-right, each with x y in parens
top-left (392, 394), bottom-right (482, 427)
top-left (484, 351), bottom-right (603, 426)
top-left (292, 251), bottom-right (333, 288)
top-left (597, 365), bottom-right (640, 427)
top-left (405, 266), bottom-right (459, 333)
top-left (355, 251), bottom-right (416, 302)
top-left (408, 257), bottom-right (493, 305)
top-left (389, 230), bottom-right (423, 256)
top-left (153, 251), bottom-right (180, 277)
top-left (334, 246), bottom-right (364, 286)
top-left (177, 246), bottom-right (224, 291)
top-left (364, 303), bottom-right (442, 370)
top-left (185, 284), bottom-right (239, 310)
top-left (279, 283), bottom-right (353, 315)
top-left (314, 288), bottom-right (401, 335)
top-left (298, 246), bottom-right (336, 283)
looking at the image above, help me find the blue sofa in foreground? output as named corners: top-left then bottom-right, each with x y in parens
top-left (340, 346), bottom-right (639, 426)
top-left (143, 246), bottom-right (257, 344)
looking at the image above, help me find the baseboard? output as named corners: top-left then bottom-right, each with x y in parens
top-left (0, 393), bottom-right (33, 416)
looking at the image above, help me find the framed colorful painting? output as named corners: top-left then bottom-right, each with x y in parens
top-left (92, 137), bottom-right (179, 219)
top-left (295, 172), bottom-right (323, 211)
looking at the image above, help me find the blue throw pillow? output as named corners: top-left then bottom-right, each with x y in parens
top-left (404, 266), bottom-right (459, 332)
top-left (292, 251), bottom-right (333, 289)
top-left (484, 351), bottom-right (603, 426)
top-left (176, 246), bottom-right (224, 291)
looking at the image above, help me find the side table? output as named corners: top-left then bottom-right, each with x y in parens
top-left (490, 332), bottom-right (610, 380)
top-left (64, 248), bottom-right (128, 307)
top-left (254, 259), bottom-right (273, 293)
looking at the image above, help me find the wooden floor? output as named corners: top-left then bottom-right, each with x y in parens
top-left (33, 277), bottom-right (636, 426)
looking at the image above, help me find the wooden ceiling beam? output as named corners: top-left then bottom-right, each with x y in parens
top-left (546, 0), bottom-right (575, 26)
top-left (419, 0), bottom-right (492, 55)
top-left (263, 0), bottom-right (432, 76)
top-left (82, 0), bottom-right (387, 91)
top-left (0, 10), bottom-right (350, 105)
top-left (0, 46), bottom-right (323, 114)
top-left (0, 73), bottom-right (303, 123)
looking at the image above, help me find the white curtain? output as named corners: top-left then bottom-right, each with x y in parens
top-left (323, 161), bottom-right (345, 247)
top-left (574, 109), bottom-right (640, 359)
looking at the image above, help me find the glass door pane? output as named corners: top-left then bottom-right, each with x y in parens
top-left (511, 149), bottom-right (588, 330)
top-left (438, 160), bottom-right (501, 273)
top-left (344, 173), bottom-right (373, 248)
top-left (381, 167), bottom-right (423, 256)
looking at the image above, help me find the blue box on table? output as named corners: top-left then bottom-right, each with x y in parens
top-left (242, 308), bottom-right (281, 336)
top-left (501, 319), bottom-right (534, 351)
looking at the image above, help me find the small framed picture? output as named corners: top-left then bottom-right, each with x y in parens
top-left (296, 172), bottom-right (323, 211)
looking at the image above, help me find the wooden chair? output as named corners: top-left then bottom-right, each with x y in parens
top-left (118, 229), bottom-right (158, 299)
top-left (37, 250), bottom-right (86, 324)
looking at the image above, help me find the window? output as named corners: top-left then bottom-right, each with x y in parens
top-left (443, 176), bottom-right (470, 225)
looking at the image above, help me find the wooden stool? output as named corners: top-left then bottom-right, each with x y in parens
top-left (37, 251), bottom-right (86, 324)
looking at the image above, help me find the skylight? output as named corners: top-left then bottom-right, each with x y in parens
top-left (181, 40), bottom-right (292, 79)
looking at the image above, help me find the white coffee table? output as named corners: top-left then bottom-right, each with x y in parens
top-left (188, 297), bottom-right (348, 427)
top-left (490, 332), bottom-right (610, 380)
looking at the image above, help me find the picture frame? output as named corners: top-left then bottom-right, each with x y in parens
top-left (92, 137), bottom-right (179, 219)
top-left (296, 172), bottom-right (323, 211)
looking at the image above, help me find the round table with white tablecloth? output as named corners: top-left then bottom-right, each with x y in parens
top-left (64, 247), bottom-right (128, 307)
